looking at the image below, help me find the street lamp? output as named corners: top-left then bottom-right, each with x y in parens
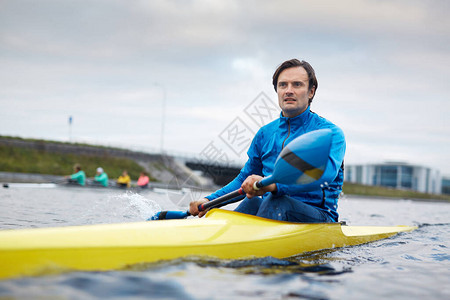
top-left (68, 115), bottom-right (73, 143)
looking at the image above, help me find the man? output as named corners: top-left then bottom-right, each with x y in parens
top-left (190, 59), bottom-right (346, 222)
top-left (94, 167), bottom-right (109, 187)
top-left (65, 163), bottom-right (86, 186)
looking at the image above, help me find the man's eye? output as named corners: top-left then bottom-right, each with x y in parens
top-left (294, 82), bottom-right (302, 87)
top-left (278, 82), bottom-right (287, 87)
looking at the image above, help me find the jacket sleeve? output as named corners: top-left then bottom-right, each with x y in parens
top-left (275, 126), bottom-right (346, 195)
top-left (70, 172), bottom-right (81, 180)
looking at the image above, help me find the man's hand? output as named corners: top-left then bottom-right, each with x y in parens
top-left (189, 198), bottom-right (210, 218)
top-left (241, 174), bottom-right (277, 198)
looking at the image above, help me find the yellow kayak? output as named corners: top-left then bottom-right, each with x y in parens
top-left (0, 209), bottom-right (416, 280)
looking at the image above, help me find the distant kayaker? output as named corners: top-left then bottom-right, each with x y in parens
top-left (117, 170), bottom-right (131, 188)
top-left (137, 172), bottom-right (150, 188)
top-left (190, 58), bottom-right (346, 223)
top-left (65, 163), bottom-right (86, 186)
top-left (93, 167), bottom-right (109, 187)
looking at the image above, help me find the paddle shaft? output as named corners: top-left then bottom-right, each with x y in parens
top-left (198, 188), bottom-right (245, 211)
top-left (151, 188), bottom-right (246, 220)
top-left (200, 176), bottom-right (275, 211)
top-left (154, 179), bottom-right (269, 220)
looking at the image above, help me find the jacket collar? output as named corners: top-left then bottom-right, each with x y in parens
top-left (279, 106), bottom-right (312, 127)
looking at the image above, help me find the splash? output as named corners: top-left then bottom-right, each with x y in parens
top-left (106, 192), bottom-right (162, 221)
top-left (127, 192), bottom-right (162, 219)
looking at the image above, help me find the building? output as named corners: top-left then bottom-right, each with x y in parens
top-left (441, 177), bottom-right (450, 195)
top-left (345, 162), bottom-right (442, 194)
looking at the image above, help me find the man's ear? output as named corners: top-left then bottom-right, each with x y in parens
top-left (309, 86), bottom-right (316, 99)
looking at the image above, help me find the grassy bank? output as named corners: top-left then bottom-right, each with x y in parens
top-left (0, 144), bottom-right (152, 181)
top-left (343, 182), bottom-right (450, 202)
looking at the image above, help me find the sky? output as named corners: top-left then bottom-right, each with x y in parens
top-left (1, 0), bottom-right (449, 176)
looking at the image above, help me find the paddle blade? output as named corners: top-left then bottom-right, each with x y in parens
top-left (264, 129), bottom-right (332, 186)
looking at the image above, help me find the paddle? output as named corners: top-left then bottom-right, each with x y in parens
top-left (149, 128), bottom-right (333, 220)
top-left (53, 178), bottom-right (71, 184)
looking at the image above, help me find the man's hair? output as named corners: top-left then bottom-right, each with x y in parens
top-left (272, 59), bottom-right (318, 104)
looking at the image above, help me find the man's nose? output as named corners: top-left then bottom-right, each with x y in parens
top-left (285, 84), bottom-right (294, 94)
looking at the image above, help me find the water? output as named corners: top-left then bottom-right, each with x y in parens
top-left (0, 186), bottom-right (449, 299)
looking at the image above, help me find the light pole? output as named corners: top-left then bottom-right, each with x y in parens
top-left (154, 83), bottom-right (166, 153)
top-left (68, 115), bottom-right (73, 143)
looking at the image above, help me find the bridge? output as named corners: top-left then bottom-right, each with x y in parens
top-left (183, 160), bottom-right (242, 186)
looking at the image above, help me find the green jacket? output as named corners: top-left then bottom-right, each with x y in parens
top-left (70, 170), bottom-right (86, 186)
top-left (94, 172), bottom-right (109, 187)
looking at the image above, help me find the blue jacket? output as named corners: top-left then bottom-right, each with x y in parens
top-left (206, 106), bottom-right (346, 221)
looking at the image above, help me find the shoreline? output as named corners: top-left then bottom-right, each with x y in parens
top-left (342, 193), bottom-right (450, 204)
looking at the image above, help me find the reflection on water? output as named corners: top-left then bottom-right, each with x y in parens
top-left (124, 255), bottom-right (348, 277)
top-left (0, 186), bottom-right (449, 299)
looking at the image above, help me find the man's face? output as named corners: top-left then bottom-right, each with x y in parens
top-left (277, 67), bottom-right (315, 118)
